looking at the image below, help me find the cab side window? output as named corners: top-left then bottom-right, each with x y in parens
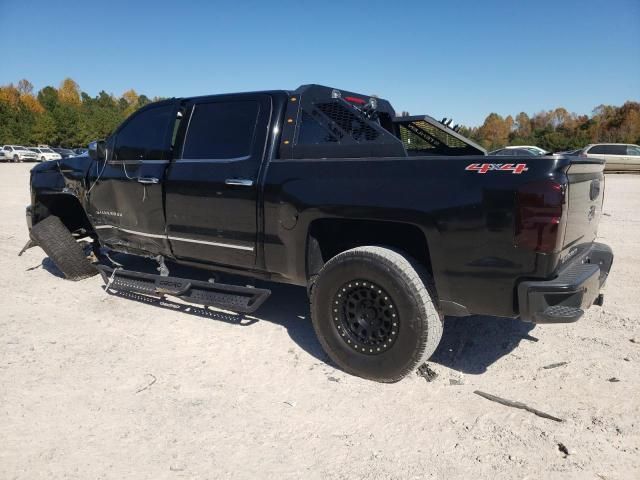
top-left (113, 104), bottom-right (174, 161)
top-left (180, 100), bottom-right (260, 160)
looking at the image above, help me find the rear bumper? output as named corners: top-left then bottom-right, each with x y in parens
top-left (518, 242), bottom-right (613, 323)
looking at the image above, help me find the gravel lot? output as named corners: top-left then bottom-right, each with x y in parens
top-left (1, 163), bottom-right (638, 479)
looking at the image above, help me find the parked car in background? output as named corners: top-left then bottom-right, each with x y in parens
top-left (501, 145), bottom-right (547, 155)
top-left (28, 147), bottom-right (62, 162)
top-left (0, 150), bottom-right (6, 162)
top-left (2, 145), bottom-right (38, 162)
top-left (73, 148), bottom-right (88, 156)
top-left (51, 147), bottom-right (76, 159)
top-left (554, 149), bottom-right (582, 156)
top-left (580, 143), bottom-right (640, 172)
top-left (489, 146), bottom-right (546, 156)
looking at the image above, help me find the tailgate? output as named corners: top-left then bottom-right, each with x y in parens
top-left (562, 159), bottom-right (605, 250)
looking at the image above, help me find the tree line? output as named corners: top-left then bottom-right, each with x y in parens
top-left (1, 77), bottom-right (639, 151)
top-left (0, 78), bottom-right (160, 147)
top-left (458, 102), bottom-right (640, 152)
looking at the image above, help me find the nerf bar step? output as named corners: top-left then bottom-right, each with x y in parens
top-left (97, 265), bottom-right (270, 313)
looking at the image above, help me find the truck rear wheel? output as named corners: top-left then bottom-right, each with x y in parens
top-left (29, 215), bottom-right (97, 281)
top-left (310, 246), bottom-right (442, 382)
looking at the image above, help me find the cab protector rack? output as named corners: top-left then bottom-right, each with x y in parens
top-left (97, 265), bottom-right (271, 313)
top-left (277, 84), bottom-right (486, 159)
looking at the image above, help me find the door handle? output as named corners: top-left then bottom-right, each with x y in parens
top-left (137, 176), bottom-right (159, 184)
top-left (225, 178), bottom-right (254, 187)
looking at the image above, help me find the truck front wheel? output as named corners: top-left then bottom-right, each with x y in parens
top-left (310, 246), bottom-right (442, 382)
top-left (29, 215), bottom-right (98, 281)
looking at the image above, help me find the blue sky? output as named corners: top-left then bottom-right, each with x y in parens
top-left (0, 0), bottom-right (638, 126)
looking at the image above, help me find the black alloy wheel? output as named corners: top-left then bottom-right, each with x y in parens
top-left (332, 280), bottom-right (399, 355)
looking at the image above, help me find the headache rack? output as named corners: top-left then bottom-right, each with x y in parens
top-left (279, 84), bottom-right (406, 159)
top-left (278, 84), bottom-right (486, 159)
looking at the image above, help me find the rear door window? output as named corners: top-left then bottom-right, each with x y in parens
top-left (181, 100), bottom-right (260, 160)
top-left (588, 145), bottom-right (625, 155)
top-left (610, 145), bottom-right (627, 155)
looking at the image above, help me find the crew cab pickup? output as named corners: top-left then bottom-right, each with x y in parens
top-left (25, 84), bottom-right (613, 382)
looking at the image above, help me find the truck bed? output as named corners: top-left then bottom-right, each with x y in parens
top-left (263, 153), bottom-right (604, 318)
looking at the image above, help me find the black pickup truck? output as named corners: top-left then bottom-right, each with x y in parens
top-left (25, 84), bottom-right (613, 382)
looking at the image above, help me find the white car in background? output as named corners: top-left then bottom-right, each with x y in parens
top-left (28, 147), bottom-right (62, 162)
top-left (580, 143), bottom-right (640, 172)
top-left (1, 145), bottom-right (38, 162)
top-left (502, 145), bottom-right (548, 155)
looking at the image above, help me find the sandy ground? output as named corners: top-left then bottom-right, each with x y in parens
top-left (0, 163), bottom-right (638, 479)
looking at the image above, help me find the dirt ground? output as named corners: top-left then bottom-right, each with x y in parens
top-left (1, 163), bottom-right (638, 479)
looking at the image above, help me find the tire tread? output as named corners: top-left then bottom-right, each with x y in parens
top-left (29, 216), bottom-right (97, 281)
top-left (310, 246), bottom-right (443, 382)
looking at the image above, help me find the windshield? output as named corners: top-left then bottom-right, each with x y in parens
top-left (43, 148), bottom-right (54, 153)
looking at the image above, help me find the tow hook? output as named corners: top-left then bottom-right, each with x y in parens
top-left (593, 294), bottom-right (604, 307)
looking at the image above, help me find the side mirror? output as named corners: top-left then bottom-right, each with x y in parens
top-left (88, 140), bottom-right (106, 161)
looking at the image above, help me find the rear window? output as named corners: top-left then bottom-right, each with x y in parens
top-left (626, 145), bottom-right (640, 156)
top-left (181, 100), bottom-right (259, 160)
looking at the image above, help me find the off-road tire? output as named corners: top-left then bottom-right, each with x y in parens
top-left (13, 155), bottom-right (19, 163)
top-left (29, 215), bottom-right (97, 281)
top-left (310, 246), bottom-right (443, 382)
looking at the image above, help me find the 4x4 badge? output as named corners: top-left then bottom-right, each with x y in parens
top-left (465, 163), bottom-right (528, 174)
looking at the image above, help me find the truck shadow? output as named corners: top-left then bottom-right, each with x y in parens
top-left (99, 253), bottom-right (331, 363)
top-left (96, 253), bottom-right (536, 375)
top-left (104, 280), bottom-right (329, 363)
top-left (431, 315), bottom-right (536, 374)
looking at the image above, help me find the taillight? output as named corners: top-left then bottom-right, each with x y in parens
top-left (515, 180), bottom-right (566, 253)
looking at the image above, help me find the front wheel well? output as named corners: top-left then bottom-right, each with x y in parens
top-left (306, 218), bottom-right (432, 281)
top-left (33, 193), bottom-right (93, 237)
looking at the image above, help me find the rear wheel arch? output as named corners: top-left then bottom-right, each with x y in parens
top-left (305, 218), bottom-right (434, 288)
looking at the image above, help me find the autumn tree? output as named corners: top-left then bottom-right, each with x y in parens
top-left (477, 113), bottom-right (511, 150)
top-left (58, 78), bottom-right (81, 106)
